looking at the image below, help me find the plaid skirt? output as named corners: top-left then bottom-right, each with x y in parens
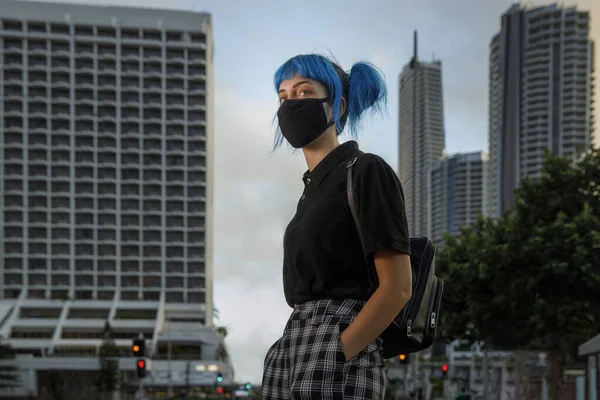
top-left (261, 299), bottom-right (386, 399)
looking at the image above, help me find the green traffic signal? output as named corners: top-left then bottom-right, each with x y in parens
top-left (245, 383), bottom-right (252, 390)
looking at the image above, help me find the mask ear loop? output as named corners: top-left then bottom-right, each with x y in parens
top-left (320, 98), bottom-right (336, 131)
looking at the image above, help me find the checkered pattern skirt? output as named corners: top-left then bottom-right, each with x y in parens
top-left (261, 299), bottom-right (386, 399)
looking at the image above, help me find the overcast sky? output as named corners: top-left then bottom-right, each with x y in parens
top-left (28, 0), bottom-right (600, 384)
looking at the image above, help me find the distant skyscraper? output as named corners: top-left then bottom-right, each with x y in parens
top-left (487, 3), bottom-right (595, 218)
top-left (398, 31), bottom-right (445, 237)
top-left (428, 151), bottom-right (488, 246)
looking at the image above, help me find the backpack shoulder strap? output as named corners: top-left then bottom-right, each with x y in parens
top-left (346, 156), bottom-right (364, 248)
top-left (346, 156), bottom-right (379, 287)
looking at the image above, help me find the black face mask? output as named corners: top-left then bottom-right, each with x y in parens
top-left (277, 98), bottom-right (335, 149)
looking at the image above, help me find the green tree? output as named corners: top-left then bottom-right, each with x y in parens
top-left (98, 322), bottom-right (120, 399)
top-left (215, 343), bottom-right (229, 362)
top-left (0, 336), bottom-right (19, 390)
top-left (215, 326), bottom-right (228, 338)
top-left (438, 148), bottom-right (600, 400)
top-left (214, 326), bottom-right (229, 361)
top-left (213, 307), bottom-right (220, 325)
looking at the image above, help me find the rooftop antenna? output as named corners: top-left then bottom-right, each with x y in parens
top-left (413, 30), bottom-right (418, 61)
top-left (409, 30), bottom-right (418, 69)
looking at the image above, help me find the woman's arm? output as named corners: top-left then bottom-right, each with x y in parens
top-left (341, 157), bottom-right (412, 360)
top-left (340, 248), bottom-right (412, 360)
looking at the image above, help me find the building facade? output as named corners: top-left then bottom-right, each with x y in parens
top-left (0, 1), bottom-right (225, 397)
top-left (428, 151), bottom-right (488, 246)
top-left (398, 31), bottom-right (446, 238)
top-left (487, 3), bottom-right (595, 218)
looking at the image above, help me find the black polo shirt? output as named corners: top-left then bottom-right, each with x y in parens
top-left (282, 140), bottom-right (411, 307)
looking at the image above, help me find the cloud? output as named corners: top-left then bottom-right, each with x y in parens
top-left (370, 48), bottom-right (402, 74)
top-left (214, 278), bottom-right (291, 384)
top-left (212, 86), bottom-right (305, 383)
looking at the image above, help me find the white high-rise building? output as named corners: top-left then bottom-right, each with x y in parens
top-left (487, 3), bottom-right (595, 218)
top-left (428, 151), bottom-right (488, 246)
top-left (0, 1), bottom-right (228, 397)
top-left (398, 31), bottom-right (445, 238)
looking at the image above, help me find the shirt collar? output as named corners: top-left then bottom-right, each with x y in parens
top-left (302, 140), bottom-right (359, 185)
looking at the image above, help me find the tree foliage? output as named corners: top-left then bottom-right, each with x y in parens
top-left (215, 343), bottom-right (229, 362)
top-left (215, 326), bottom-right (228, 338)
top-left (437, 148), bottom-right (600, 399)
top-left (98, 322), bottom-right (120, 397)
top-left (0, 336), bottom-right (19, 390)
top-left (214, 326), bottom-right (229, 361)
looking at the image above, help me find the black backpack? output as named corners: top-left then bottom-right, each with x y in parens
top-left (346, 157), bottom-right (444, 359)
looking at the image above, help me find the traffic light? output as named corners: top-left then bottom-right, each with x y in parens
top-left (398, 353), bottom-right (409, 364)
top-left (245, 383), bottom-right (252, 390)
top-left (216, 387), bottom-right (224, 394)
top-left (441, 363), bottom-right (449, 377)
top-left (133, 338), bottom-right (147, 378)
top-left (216, 372), bottom-right (223, 385)
top-left (132, 338), bottom-right (145, 357)
top-left (137, 359), bottom-right (146, 378)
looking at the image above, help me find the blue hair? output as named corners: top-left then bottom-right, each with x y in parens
top-left (273, 54), bottom-right (387, 148)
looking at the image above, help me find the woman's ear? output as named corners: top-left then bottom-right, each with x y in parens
top-left (340, 97), bottom-right (347, 118)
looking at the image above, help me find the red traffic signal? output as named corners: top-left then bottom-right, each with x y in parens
top-left (441, 364), bottom-right (449, 373)
top-left (217, 387), bottom-right (223, 394)
top-left (136, 359), bottom-right (146, 378)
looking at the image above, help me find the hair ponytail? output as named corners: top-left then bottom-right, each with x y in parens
top-left (345, 61), bottom-right (387, 137)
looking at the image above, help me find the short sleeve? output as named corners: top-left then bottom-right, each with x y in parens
top-left (354, 160), bottom-right (411, 257)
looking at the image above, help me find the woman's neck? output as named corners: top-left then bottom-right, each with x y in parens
top-left (302, 130), bottom-right (340, 171)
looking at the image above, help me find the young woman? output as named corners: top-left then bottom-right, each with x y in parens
top-left (262, 54), bottom-right (413, 400)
